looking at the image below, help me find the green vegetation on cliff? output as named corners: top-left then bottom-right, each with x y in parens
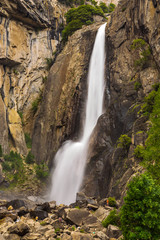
top-left (120, 174), bottom-right (160, 239)
top-left (99, 2), bottom-right (115, 13)
top-left (131, 38), bottom-right (151, 69)
top-left (134, 86), bottom-right (160, 181)
top-left (62, 4), bottom-right (105, 42)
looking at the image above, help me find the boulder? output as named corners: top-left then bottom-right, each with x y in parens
top-left (71, 232), bottom-right (93, 240)
top-left (8, 222), bottom-right (30, 236)
top-left (96, 231), bottom-right (109, 240)
top-left (21, 233), bottom-right (45, 240)
top-left (107, 225), bottom-right (121, 239)
top-left (65, 209), bottom-right (90, 226)
top-left (30, 208), bottom-right (48, 220)
top-left (0, 234), bottom-right (5, 240)
top-left (94, 207), bottom-right (110, 222)
top-left (4, 234), bottom-right (21, 240)
top-left (6, 199), bottom-right (26, 210)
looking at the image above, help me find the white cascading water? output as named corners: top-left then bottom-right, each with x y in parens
top-left (49, 23), bottom-right (106, 205)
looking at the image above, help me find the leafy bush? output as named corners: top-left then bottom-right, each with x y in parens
top-left (131, 38), bottom-right (151, 69)
top-left (25, 133), bottom-right (32, 149)
top-left (118, 134), bottom-right (131, 150)
top-left (2, 161), bottom-right (12, 171)
top-left (2, 151), bottom-right (25, 184)
top-left (0, 145), bottom-right (2, 157)
top-left (45, 58), bottom-right (53, 70)
top-left (141, 90), bottom-right (157, 115)
top-left (62, 4), bottom-right (104, 42)
top-left (35, 162), bottom-right (49, 179)
top-left (134, 145), bottom-right (144, 159)
top-left (26, 151), bottom-right (35, 164)
top-left (134, 81), bottom-right (142, 91)
top-left (140, 88), bottom-right (160, 180)
top-left (120, 174), bottom-right (160, 239)
top-left (57, 0), bottom-right (85, 6)
top-left (131, 39), bottom-right (147, 50)
top-left (108, 3), bottom-right (116, 12)
top-left (108, 197), bottom-right (117, 207)
top-left (102, 210), bottom-right (120, 228)
top-left (32, 91), bottom-right (43, 115)
top-left (99, 2), bottom-right (108, 13)
top-left (152, 83), bottom-right (160, 91)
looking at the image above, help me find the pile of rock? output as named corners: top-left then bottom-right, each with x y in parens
top-left (0, 195), bottom-right (122, 240)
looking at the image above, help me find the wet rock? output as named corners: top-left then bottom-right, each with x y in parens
top-left (18, 207), bottom-right (29, 217)
top-left (6, 199), bottom-right (26, 210)
top-left (8, 222), bottom-right (30, 236)
top-left (37, 202), bottom-right (51, 213)
top-left (30, 208), bottom-right (48, 220)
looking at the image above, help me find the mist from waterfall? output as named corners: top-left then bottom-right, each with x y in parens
top-left (49, 23), bottom-right (106, 205)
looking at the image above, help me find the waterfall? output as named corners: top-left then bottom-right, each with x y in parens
top-left (49, 23), bottom-right (106, 205)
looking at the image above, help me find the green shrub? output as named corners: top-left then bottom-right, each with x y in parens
top-left (140, 88), bottom-right (160, 180)
top-left (102, 210), bottom-right (120, 228)
top-left (18, 111), bottom-right (23, 123)
top-left (108, 3), bottom-right (116, 12)
top-left (2, 161), bottom-right (12, 171)
top-left (99, 2), bottom-right (108, 13)
top-left (62, 4), bottom-right (104, 42)
top-left (141, 90), bottom-right (157, 115)
top-left (40, 221), bottom-right (47, 226)
top-left (120, 174), bottom-right (160, 239)
top-left (134, 81), bottom-right (142, 91)
top-left (131, 39), bottom-right (147, 50)
top-left (0, 145), bottom-right (2, 157)
top-left (26, 151), bottom-right (35, 164)
top-left (45, 58), bottom-right (53, 70)
top-left (57, 0), bottom-right (85, 6)
top-left (2, 151), bottom-right (24, 184)
top-left (35, 162), bottom-right (49, 179)
top-left (25, 133), bottom-right (32, 149)
top-left (152, 83), bottom-right (160, 91)
top-left (122, 7), bottom-right (126, 12)
top-left (55, 228), bottom-right (60, 233)
top-left (134, 145), bottom-right (144, 159)
top-left (32, 92), bottom-right (43, 115)
top-left (131, 39), bottom-right (151, 70)
top-left (118, 134), bottom-right (131, 150)
top-left (108, 197), bottom-right (117, 207)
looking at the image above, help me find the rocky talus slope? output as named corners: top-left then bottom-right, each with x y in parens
top-left (0, 195), bottom-right (122, 240)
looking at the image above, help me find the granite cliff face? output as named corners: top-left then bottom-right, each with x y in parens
top-left (32, 22), bottom-right (104, 164)
top-left (0, 0), bottom-right (66, 155)
top-left (32, 0), bottom-right (160, 199)
top-left (82, 0), bottom-right (160, 199)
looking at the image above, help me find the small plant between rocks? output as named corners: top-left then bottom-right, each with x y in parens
top-left (117, 134), bottom-right (131, 151)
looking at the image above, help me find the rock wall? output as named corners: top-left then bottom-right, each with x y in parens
top-left (81, 0), bottom-right (160, 199)
top-left (0, 0), bottom-right (66, 155)
top-left (32, 22), bottom-right (104, 164)
top-left (32, 0), bottom-right (160, 200)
